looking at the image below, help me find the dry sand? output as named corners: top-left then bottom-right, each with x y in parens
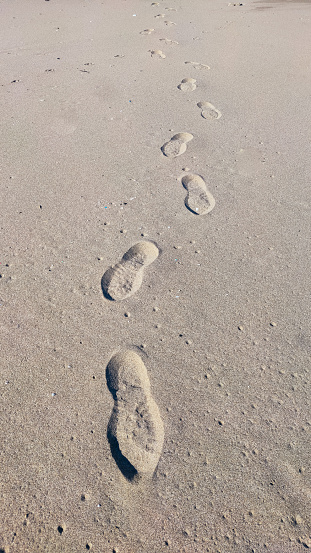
top-left (1, 0), bottom-right (310, 551)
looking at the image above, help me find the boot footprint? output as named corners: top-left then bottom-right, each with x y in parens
top-left (178, 78), bottom-right (197, 92)
top-left (106, 351), bottom-right (164, 480)
top-left (197, 101), bottom-right (222, 120)
top-left (161, 132), bottom-right (193, 158)
top-left (101, 241), bottom-right (159, 301)
top-left (182, 173), bottom-right (215, 215)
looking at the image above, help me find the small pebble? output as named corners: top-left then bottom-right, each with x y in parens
top-left (270, 322), bottom-right (277, 327)
top-left (238, 325), bottom-right (244, 331)
top-left (153, 306), bottom-right (159, 312)
top-left (120, 229), bottom-right (127, 234)
top-left (182, 167), bottom-right (190, 171)
top-left (124, 312), bottom-right (130, 318)
top-left (185, 339), bottom-right (192, 345)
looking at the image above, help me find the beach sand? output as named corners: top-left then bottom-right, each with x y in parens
top-left (1, 0), bottom-right (310, 551)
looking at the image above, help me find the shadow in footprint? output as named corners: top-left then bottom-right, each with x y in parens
top-left (107, 425), bottom-right (139, 482)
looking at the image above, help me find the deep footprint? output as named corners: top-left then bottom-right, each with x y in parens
top-left (161, 132), bottom-right (193, 158)
top-left (106, 351), bottom-right (164, 480)
top-left (197, 101), bottom-right (222, 119)
top-left (101, 241), bottom-right (159, 301)
top-left (181, 173), bottom-right (215, 215)
top-left (178, 77), bottom-right (197, 91)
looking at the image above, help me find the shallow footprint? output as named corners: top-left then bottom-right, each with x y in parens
top-left (101, 241), bottom-right (159, 301)
top-left (181, 173), bottom-right (215, 215)
top-left (150, 49), bottom-right (166, 59)
top-left (164, 20), bottom-right (176, 26)
top-left (159, 37), bottom-right (179, 45)
top-left (106, 351), bottom-right (164, 480)
top-left (178, 77), bottom-right (197, 91)
top-left (197, 101), bottom-right (222, 119)
top-left (185, 61), bottom-right (210, 70)
top-left (140, 28), bottom-right (155, 35)
top-left (154, 13), bottom-right (165, 18)
top-left (161, 132), bottom-right (193, 158)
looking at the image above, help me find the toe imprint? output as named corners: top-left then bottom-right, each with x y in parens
top-left (161, 133), bottom-right (194, 158)
top-left (197, 101), bottom-right (222, 119)
top-left (106, 351), bottom-right (164, 479)
top-left (101, 241), bottom-right (159, 301)
top-left (182, 174), bottom-right (215, 215)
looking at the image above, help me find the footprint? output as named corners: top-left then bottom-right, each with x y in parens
top-left (149, 49), bottom-right (166, 59)
top-left (159, 38), bottom-right (179, 45)
top-left (101, 241), bottom-right (159, 301)
top-left (161, 132), bottom-right (193, 158)
top-left (185, 61), bottom-right (210, 70)
top-left (197, 101), bottom-right (222, 119)
top-left (181, 173), bottom-right (215, 215)
top-left (165, 7), bottom-right (177, 11)
top-left (140, 28), bottom-right (155, 35)
top-left (106, 351), bottom-right (164, 480)
top-left (154, 13), bottom-right (165, 18)
top-left (164, 20), bottom-right (176, 26)
top-left (178, 78), bottom-right (197, 92)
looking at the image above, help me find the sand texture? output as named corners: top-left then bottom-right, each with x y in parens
top-left (1, 0), bottom-right (311, 552)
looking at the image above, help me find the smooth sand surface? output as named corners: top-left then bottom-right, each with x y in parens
top-left (1, 0), bottom-right (310, 551)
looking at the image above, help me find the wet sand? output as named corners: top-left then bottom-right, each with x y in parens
top-left (1, 0), bottom-right (310, 551)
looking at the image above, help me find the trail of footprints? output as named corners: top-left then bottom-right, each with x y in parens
top-left (99, 1), bottom-right (222, 482)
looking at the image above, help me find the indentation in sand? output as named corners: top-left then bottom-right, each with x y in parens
top-left (164, 20), bottom-right (177, 26)
top-left (178, 78), bottom-right (197, 91)
top-left (197, 101), bottom-right (222, 119)
top-left (161, 133), bottom-right (193, 158)
top-left (150, 49), bottom-right (166, 59)
top-left (185, 61), bottom-right (210, 70)
top-left (106, 351), bottom-right (164, 480)
top-left (159, 38), bottom-right (179, 45)
top-left (140, 28), bottom-right (155, 35)
top-left (181, 173), bottom-right (215, 215)
top-left (101, 241), bottom-right (159, 301)
top-left (154, 13), bottom-right (165, 18)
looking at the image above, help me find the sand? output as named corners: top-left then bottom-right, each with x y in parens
top-left (1, 0), bottom-right (310, 551)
